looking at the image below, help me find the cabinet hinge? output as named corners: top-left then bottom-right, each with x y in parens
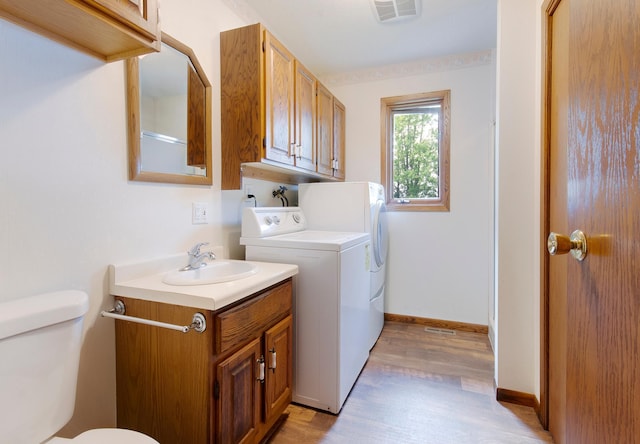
top-left (213, 380), bottom-right (220, 400)
top-left (262, 40), bottom-right (265, 52)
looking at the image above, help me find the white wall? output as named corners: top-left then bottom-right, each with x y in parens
top-left (328, 60), bottom-right (495, 326)
top-left (494, 0), bottom-right (541, 396)
top-left (0, 0), bottom-right (249, 436)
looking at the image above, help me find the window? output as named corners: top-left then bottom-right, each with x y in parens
top-left (380, 90), bottom-right (450, 211)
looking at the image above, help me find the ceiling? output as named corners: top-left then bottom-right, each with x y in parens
top-left (232, 0), bottom-right (497, 77)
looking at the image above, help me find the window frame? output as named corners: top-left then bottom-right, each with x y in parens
top-left (380, 90), bottom-right (451, 212)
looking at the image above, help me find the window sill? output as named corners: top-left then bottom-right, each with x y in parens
top-left (387, 200), bottom-right (450, 212)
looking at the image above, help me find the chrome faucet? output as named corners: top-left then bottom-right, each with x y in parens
top-left (180, 242), bottom-right (216, 271)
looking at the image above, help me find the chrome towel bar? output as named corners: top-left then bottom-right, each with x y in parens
top-left (101, 300), bottom-right (206, 333)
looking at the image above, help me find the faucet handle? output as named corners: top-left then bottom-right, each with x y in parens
top-left (188, 242), bottom-right (209, 256)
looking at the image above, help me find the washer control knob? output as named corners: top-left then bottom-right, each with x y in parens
top-left (264, 216), bottom-right (273, 226)
top-left (273, 216), bottom-right (281, 225)
top-left (292, 213), bottom-right (301, 223)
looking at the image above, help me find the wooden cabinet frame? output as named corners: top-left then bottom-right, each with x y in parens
top-left (0, 0), bottom-right (160, 61)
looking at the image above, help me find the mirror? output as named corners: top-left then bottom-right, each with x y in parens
top-left (127, 32), bottom-right (212, 184)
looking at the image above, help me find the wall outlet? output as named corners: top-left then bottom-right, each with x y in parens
top-left (192, 202), bottom-right (209, 224)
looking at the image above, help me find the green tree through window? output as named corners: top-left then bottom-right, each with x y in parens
top-left (381, 90), bottom-right (450, 212)
top-left (392, 108), bottom-right (440, 199)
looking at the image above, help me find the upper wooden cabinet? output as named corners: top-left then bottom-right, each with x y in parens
top-left (263, 32), bottom-right (295, 167)
top-left (0, 0), bottom-right (160, 62)
top-left (333, 97), bottom-right (346, 180)
top-left (317, 83), bottom-right (346, 180)
top-left (220, 23), bottom-right (344, 190)
top-left (263, 35), bottom-right (317, 173)
top-left (293, 61), bottom-right (317, 173)
top-left (316, 83), bottom-right (334, 177)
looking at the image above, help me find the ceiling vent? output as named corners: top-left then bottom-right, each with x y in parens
top-left (371, 0), bottom-right (420, 23)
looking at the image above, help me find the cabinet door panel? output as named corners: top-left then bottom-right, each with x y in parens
top-left (294, 62), bottom-right (316, 172)
top-left (333, 98), bottom-right (346, 179)
top-left (264, 32), bottom-right (294, 166)
top-left (217, 338), bottom-right (262, 444)
top-left (80, 0), bottom-right (158, 39)
top-left (316, 83), bottom-right (334, 176)
top-left (264, 315), bottom-right (293, 422)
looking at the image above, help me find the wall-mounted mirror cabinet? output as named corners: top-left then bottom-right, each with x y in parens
top-left (127, 33), bottom-right (212, 184)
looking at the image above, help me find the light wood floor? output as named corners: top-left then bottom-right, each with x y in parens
top-left (268, 321), bottom-right (554, 444)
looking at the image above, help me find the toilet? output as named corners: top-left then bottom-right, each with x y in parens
top-left (0, 290), bottom-right (159, 444)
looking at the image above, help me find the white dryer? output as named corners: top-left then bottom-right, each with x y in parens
top-left (299, 182), bottom-right (389, 350)
top-left (240, 207), bottom-right (370, 414)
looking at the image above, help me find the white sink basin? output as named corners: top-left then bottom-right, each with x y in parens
top-left (162, 260), bottom-right (258, 286)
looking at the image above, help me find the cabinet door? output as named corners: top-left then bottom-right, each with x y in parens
top-left (316, 82), bottom-right (334, 176)
top-left (217, 338), bottom-right (262, 444)
top-left (264, 32), bottom-right (295, 166)
top-left (294, 61), bottom-right (317, 172)
top-left (264, 315), bottom-right (293, 423)
top-left (333, 98), bottom-right (346, 179)
top-left (79, 0), bottom-right (159, 40)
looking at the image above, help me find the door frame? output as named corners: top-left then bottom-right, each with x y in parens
top-left (539, 0), bottom-right (563, 430)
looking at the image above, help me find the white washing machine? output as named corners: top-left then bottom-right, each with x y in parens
top-left (299, 182), bottom-right (389, 350)
top-left (240, 207), bottom-right (371, 414)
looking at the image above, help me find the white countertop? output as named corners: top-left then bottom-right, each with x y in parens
top-left (109, 254), bottom-right (298, 311)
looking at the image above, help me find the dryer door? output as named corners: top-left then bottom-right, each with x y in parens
top-left (372, 200), bottom-right (388, 270)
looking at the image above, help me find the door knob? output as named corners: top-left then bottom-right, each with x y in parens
top-left (547, 230), bottom-right (587, 261)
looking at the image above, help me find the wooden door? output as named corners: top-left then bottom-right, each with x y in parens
top-left (264, 315), bottom-right (293, 423)
top-left (294, 61), bottom-right (317, 172)
top-left (547, 0), bottom-right (569, 440)
top-left (217, 338), bottom-right (262, 444)
top-left (546, 0), bottom-right (640, 442)
top-left (264, 32), bottom-right (295, 166)
top-left (316, 82), bottom-right (334, 176)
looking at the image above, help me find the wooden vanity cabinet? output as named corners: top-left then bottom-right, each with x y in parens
top-left (0, 0), bottom-right (160, 62)
top-left (114, 279), bottom-right (293, 444)
top-left (220, 23), bottom-right (343, 189)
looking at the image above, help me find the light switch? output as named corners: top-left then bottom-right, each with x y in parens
top-left (192, 202), bottom-right (209, 224)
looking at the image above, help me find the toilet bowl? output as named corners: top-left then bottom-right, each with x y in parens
top-left (47, 428), bottom-right (159, 443)
top-left (0, 291), bottom-right (159, 444)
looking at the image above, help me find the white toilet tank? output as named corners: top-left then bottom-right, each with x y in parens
top-left (0, 290), bottom-right (89, 444)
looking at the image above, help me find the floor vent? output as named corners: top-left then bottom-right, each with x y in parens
top-left (371, 0), bottom-right (420, 23)
top-left (424, 327), bottom-right (456, 336)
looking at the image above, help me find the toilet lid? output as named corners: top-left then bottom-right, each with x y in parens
top-left (72, 429), bottom-right (159, 444)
